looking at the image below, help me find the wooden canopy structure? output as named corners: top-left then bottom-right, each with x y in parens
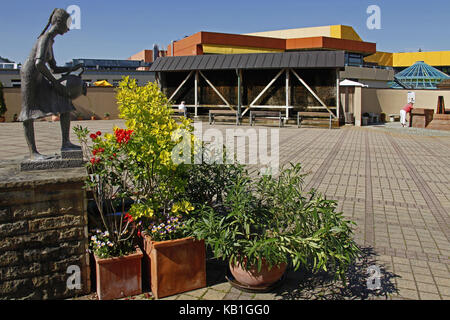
top-left (150, 51), bottom-right (345, 120)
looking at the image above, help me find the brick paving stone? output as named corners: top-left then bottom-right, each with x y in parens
top-left (202, 289), bottom-right (228, 300)
top-left (186, 287), bottom-right (208, 298)
top-left (418, 292), bottom-right (442, 300)
top-left (413, 274), bottom-right (435, 284)
top-left (210, 282), bottom-right (232, 293)
top-left (222, 292), bottom-right (240, 300)
top-left (397, 288), bottom-right (419, 300)
top-left (416, 283), bottom-right (439, 294)
top-left (253, 293), bottom-right (278, 300)
top-left (396, 279), bottom-right (417, 290)
top-left (177, 294), bottom-right (200, 300)
top-left (434, 277), bottom-right (450, 287)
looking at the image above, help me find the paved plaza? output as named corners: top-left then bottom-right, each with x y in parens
top-left (1, 120), bottom-right (449, 300)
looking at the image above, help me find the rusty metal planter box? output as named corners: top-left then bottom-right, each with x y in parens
top-left (142, 235), bottom-right (206, 299)
top-left (94, 246), bottom-right (143, 300)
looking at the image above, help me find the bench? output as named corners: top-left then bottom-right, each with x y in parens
top-left (297, 112), bottom-right (333, 129)
top-left (209, 110), bottom-right (240, 125)
top-left (171, 108), bottom-right (190, 119)
top-left (249, 111), bottom-right (284, 127)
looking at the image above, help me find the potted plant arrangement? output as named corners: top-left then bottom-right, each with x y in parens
top-left (189, 163), bottom-right (361, 290)
top-left (104, 112), bottom-right (110, 120)
top-left (51, 114), bottom-right (60, 121)
top-left (90, 112), bottom-right (96, 120)
top-left (115, 77), bottom-right (206, 299)
top-left (75, 77), bottom-right (205, 299)
top-left (74, 125), bottom-right (143, 300)
top-left (0, 81), bottom-right (6, 122)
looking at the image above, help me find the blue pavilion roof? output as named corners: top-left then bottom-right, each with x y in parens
top-left (390, 61), bottom-right (450, 89)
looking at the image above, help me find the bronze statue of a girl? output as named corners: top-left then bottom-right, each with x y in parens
top-left (19, 8), bottom-right (84, 160)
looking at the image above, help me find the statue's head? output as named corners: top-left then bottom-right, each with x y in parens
top-left (39, 8), bottom-right (72, 37)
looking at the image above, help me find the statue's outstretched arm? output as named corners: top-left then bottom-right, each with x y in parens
top-left (48, 46), bottom-right (83, 74)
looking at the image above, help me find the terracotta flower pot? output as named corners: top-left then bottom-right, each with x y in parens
top-left (142, 234), bottom-right (206, 299)
top-left (94, 246), bottom-right (143, 300)
top-left (0, 116), bottom-right (5, 123)
top-left (229, 258), bottom-right (287, 288)
top-left (51, 115), bottom-right (60, 121)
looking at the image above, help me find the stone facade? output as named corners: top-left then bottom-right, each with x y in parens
top-left (0, 175), bottom-right (90, 299)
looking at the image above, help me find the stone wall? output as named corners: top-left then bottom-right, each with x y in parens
top-left (0, 174), bottom-right (90, 299)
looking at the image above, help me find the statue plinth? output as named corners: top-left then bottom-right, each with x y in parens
top-left (20, 150), bottom-right (85, 171)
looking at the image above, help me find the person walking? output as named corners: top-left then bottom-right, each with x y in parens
top-left (400, 102), bottom-right (414, 127)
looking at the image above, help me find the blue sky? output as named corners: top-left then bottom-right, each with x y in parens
top-left (1, 0), bottom-right (450, 64)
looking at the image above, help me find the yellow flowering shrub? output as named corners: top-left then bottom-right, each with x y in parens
top-left (116, 77), bottom-right (195, 223)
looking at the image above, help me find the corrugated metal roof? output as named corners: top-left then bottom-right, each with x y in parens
top-left (150, 51), bottom-right (345, 72)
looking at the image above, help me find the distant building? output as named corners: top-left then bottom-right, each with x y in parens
top-left (163, 25), bottom-right (394, 88)
top-left (0, 57), bottom-right (20, 70)
top-left (0, 58), bottom-right (155, 88)
top-left (128, 45), bottom-right (168, 70)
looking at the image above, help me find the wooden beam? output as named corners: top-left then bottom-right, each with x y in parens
top-left (169, 70), bottom-right (194, 101)
top-left (199, 71), bottom-right (233, 110)
top-left (250, 68), bottom-right (285, 107)
top-left (242, 68), bottom-right (285, 116)
top-left (290, 69), bottom-right (337, 119)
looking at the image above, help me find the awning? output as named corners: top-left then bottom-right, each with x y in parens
top-left (93, 80), bottom-right (113, 87)
top-left (339, 79), bottom-right (368, 87)
top-left (150, 51), bottom-right (346, 72)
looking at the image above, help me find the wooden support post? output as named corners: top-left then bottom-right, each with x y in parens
top-left (237, 69), bottom-right (242, 125)
top-left (195, 71), bottom-right (199, 117)
top-left (285, 68), bottom-right (290, 119)
top-left (336, 69), bottom-right (340, 122)
top-left (169, 70), bottom-right (194, 101)
top-left (199, 71), bottom-right (232, 109)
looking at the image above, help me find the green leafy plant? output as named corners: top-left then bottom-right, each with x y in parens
top-left (0, 82), bottom-right (7, 116)
top-left (188, 163), bottom-right (361, 281)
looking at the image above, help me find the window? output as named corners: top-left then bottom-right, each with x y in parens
top-left (345, 53), bottom-right (363, 67)
top-left (11, 79), bottom-right (21, 88)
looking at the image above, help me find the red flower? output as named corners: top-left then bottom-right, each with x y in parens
top-left (90, 157), bottom-right (101, 164)
top-left (137, 230), bottom-right (141, 237)
top-left (123, 213), bottom-right (134, 223)
top-left (96, 131), bottom-right (102, 136)
top-left (89, 133), bottom-right (97, 140)
top-left (114, 128), bottom-right (133, 145)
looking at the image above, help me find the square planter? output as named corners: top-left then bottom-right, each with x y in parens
top-left (94, 246), bottom-right (143, 300)
top-left (142, 235), bottom-right (206, 299)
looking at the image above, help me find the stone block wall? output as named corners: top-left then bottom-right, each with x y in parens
top-left (0, 177), bottom-right (90, 299)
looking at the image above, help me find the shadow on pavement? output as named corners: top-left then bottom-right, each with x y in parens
top-left (273, 247), bottom-right (400, 300)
